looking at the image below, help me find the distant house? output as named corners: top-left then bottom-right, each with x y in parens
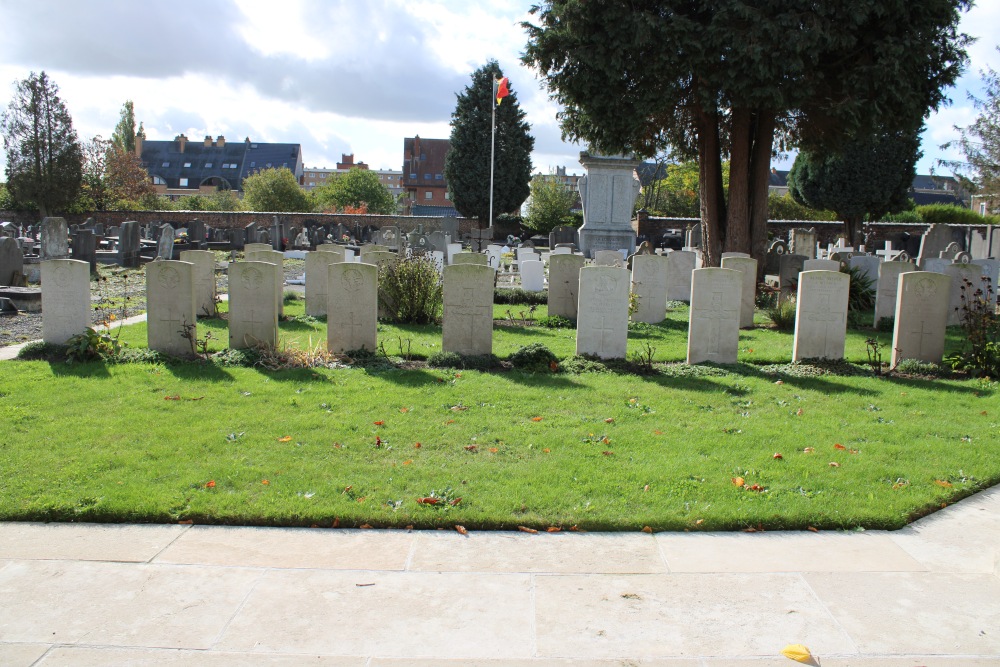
top-left (139, 134), bottom-right (304, 200)
top-left (301, 154), bottom-right (370, 191)
top-left (401, 136), bottom-right (455, 216)
top-left (765, 168), bottom-right (967, 206)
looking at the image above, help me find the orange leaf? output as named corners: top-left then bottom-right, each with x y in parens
top-left (417, 497), bottom-right (440, 505)
top-left (774, 380), bottom-right (784, 385)
top-left (934, 479), bottom-right (953, 488)
top-left (178, 519), bottom-right (194, 525)
top-left (694, 519), bottom-right (704, 525)
top-left (834, 443), bottom-right (846, 450)
top-left (531, 416), bottom-right (543, 422)
top-left (373, 420), bottom-right (384, 426)
top-left (278, 436), bottom-right (293, 442)
top-left (333, 443), bottom-right (342, 449)
top-left (602, 450), bottom-right (614, 456)
top-left (188, 396), bottom-right (205, 401)
top-left (569, 525), bottom-right (582, 531)
top-left (445, 419), bottom-right (456, 425)
top-left (549, 361), bottom-right (559, 371)
top-left (829, 462), bottom-right (840, 467)
top-left (414, 442), bottom-right (421, 448)
top-left (604, 418), bottom-right (615, 423)
top-left (732, 476), bottom-right (745, 487)
top-left (450, 497), bottom-right (462, 506)
top-left (643, 484), bottom-right (650, 492)
top-left (464, 445), bottom-right (478, 452)
top-left (261, 479), bottom-right (270, 485)
top-left (653, 430), bottom-right (664, 435)
top-left (807, 526), bottom-right (819, 532)
top-left (399, 407), bottom-right (409, 413)
top-left (773, 453), bottom-right (783, 460)
top-left (641, 526), bottom-right (653, 533)
top-left (795, 408), bottom-right (803, 416)
top-left (455, 525), bottom-right (468, 535)
top-left (403, 460), bottom-right (412, 465)
top-left (518, 526), bottom-right (538, 534)
top-left (359, 523), bottom-right (372, 529)
top-left (489, 447), bottom-right (499, 453)
top-left (542, 448), bottom-right (551, 453)
top-left (981, 411), bottom-right (987, 416)
top-left (357, 496), bottom-right (366, 503)
top-left (332, 517), bottom-right (341, 528)
top-left (164, 395), bottom-right (181, 400)
top-left (205, 480), bottom-right (216, 488)
top-left (602, 437), bottom-right (611, 445)
top-left (343, 485), bottom-right (353, 493)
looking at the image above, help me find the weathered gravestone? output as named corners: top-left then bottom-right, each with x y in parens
top-left (146, 260), bottom-right (196, 357)
top-left (245, 248), bottom-right (284, 317)
top-left (720, 256), bottom-right (758, 329)
top-left (873, 260), bottom-right (916, 328)
top-left (792, 270), bottom-right (849, 361)
top-left (316, 245), bottom-right (347, 263)
top-left (381, 226), bottom-right (401, 250)
top-left (777, 254), bottom-right (807, 300)
top-left (442, 264), bottom-right (494, 356)
top-left (187, 219), bottom-right (205, 249)
top-left (577, 151), bottom-right (640, 258)
top-left (229, 227), bottom-right (246, 250)
top-left (891, 271), bottom-right (951, 367)
top-left (594, 250), bottom-right (624, 268)
top-left (576, 266), bottom-right (629, 359)
top-left (804, 259), bottom-right (841, 272)
top-left (666, 250), bottom-right (697, 302)
top-left (157, 224), bottom-right (175, 260)
top-left (548, 254), bottom-right (585, 320)
top-left (244, 221), bottom-right (259, 245)
top-left (922, 257), bottom-right (951, 274)
top-left (520, 260), bottom-right (545, 291)
top-left (179, 249), bottom-right (217, 317)
top-left (451, 252), bottom-right (488, 266)
top-left (944, 263), bottom-right (987, 326)
top-left (327, 262), bottom-right (378, 354)
top-left (0, 237), bottom-right (24, 285)
top-left (244, 243), bottom-right (271, 254)
top-left (428, 231), bottom-right (448, 253)
top-left (549, 225), bottom-right (577, 249)
top-left (40, 217), bottom-right (69, 260)
top-left (721, 252), bottom-right (751, 259)
top-left (228, 261), bottom-right (278, 349)
top-left (630, 254), bottom-right (668, 324)
top-left (788, 228), bottom-right (817, 259)
top-left (917, 224), bottom-right (954, 268)
top-left (305, 251), bottom-right (338, 318)
top-left (70, 229), bottom-right (97, 273)
top-left (118, 221), bottom-right (140, 268)
top-left (447, 243), bottom-right (463, 265)
top-left (687, 268), bottom-right (742, 364)
top-left (849, 255), bottom-right (881, 289)
top-left (41, 259), bottom-right (90, 344)
top-left (362, 251), bottom-right (396, 270)
top-left (972, 258), bottom-right (999, 306)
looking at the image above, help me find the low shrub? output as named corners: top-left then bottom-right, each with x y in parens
top-left (945, 276), bottom-right (999, 377)
top-left (378, 255), bottom-right (443, 325)
top-left (915, 203), bottom-right (993, 226)
top-left (536, 315), bottom-right (572, 328)
top-left (427, 351), bottom-right (500, 371)
top-left (494, 288), bottom-right (547, 305)
top-left (842, 265), bottom-right (876, 313)
top-left (508, 343), bottom-right (558, 372)
top-left (766, 298), bottom-right (797, 330)
top-left (15, 341), bottom-right (61, 361)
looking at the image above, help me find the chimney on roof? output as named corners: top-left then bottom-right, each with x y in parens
top-left (216, 135), bottom-right (225, 148)
top-left (176, 134), bottom-right (188, 153)
top-left (135, 130), bottom-right (144, 158)
top-left (204, 135), bottom-right (212, 147)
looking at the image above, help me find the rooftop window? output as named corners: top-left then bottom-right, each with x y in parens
top-left (183, 162), bottom-right (191, 168)
top-left (162, 162), bottom-right (169, 168)
top-left (205, 162), bottom-right (213, 168)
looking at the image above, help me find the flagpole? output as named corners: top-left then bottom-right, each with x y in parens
top-left (489, 77), bottom-right (496, 230)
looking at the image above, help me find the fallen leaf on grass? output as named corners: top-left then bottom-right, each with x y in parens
top-left (164, 395), bottom-right (181, 400)
top-left (780, 643), bottom-right (813, 663)
top-left (178, 519), bottom-right (194, 525)
top-left (399, 407), bottom-right (409, 413)
top-left (934, 479), bottom-right (953, 488)
top-left (774, 380), bottom-right (784, 385)
top-left (375, 436), bottom-right (382, 447)
top-left (795, 408), bottom-right (804, 416)
top-left (414, 442), bottom-right (422, 448)
top-left (547, 526), bottom-right (562, 533)
top-left (188, 396), bottom-right (205, 401)
top-left (807, 526), bottom-right (819, 532)
top-left (403, 460), bottom-right (412, 465)
top-left (602, 450), bottom-right (614, 456)
top-left (278, 436), bottom-right (293, 442)
top-left (359, 524), bottom-right (372, 529)
top-left (569, 525), bottom-right (583, 531)
top-left (542, 448), bottom-right (551, 453)
top-left (803, 447), bottom-right (815, 453)
top-left (518, 526), bottom-right (538, 534)
top-left (455, 525), bottom-right (468, 535)
top-left (653, 430), bottom-right (664, 435)
top-left (333, 443), bottom-right (342, 449)
top-left (373, 420), bottom-right (384, 426)
top-left (450, 405), bottom-right (468, 412)
top-left (829, 462), bottom-right (840, 467)
top-left (332, 517), bottom-right (340, 528)
top-left (444, 419), bottom-right (456, 425)
top-left (261, 479), bottom-right (270, 485)
top-left (450, 497), bottom-right (462, 506)
top-left (834, 443), bottom-right (846, 450)
top-left (417, 497), bottom-right (440, 505)
top-left (642, 526), bottom-right (653, 533)
top-left (604, 418), bottom-right (615, 423)
top-left (531, 416), bottom-right (543, 422)
top-left (732, 476), bottom-right (745, 487)
top-left (773, 453), bottom-right (783, 460)
top-left (643, 484), bottom-right (650, 492)
top-left (464, 445), bottom-right (478, 452)
top-left (489, 447), bottom-right (499, 453)
top-left (205, 480), bottom-right (216, 488)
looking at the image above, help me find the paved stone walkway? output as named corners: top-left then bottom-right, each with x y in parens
top-left (1, 486), bottom-right (998, 666)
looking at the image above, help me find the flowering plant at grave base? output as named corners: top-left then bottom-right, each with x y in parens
top-left (342, 234), bottom-right (350, 242)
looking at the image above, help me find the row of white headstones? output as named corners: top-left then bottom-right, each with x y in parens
top-left (37, 248), bottom-right (997, 366)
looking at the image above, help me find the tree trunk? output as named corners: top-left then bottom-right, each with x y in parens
top-left (843, 217), bottom-right (862, 247)
top-left (725, 108), bottom-right (752, 256)
top-left (697, 108), bottom-right (726, 266)
top-left (749, 109), bottom-right (777, 277)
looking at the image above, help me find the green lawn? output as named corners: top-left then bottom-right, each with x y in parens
top-left (1, 299), bottom-right (996, 532)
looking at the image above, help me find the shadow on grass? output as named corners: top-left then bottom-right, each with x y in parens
top-left (161, 360), bottom-right (236, 382)
top-left (47, 359), bottom-right (112, 378)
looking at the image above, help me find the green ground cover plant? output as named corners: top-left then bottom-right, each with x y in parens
top-left (1, 301), bottom-right (995, 532)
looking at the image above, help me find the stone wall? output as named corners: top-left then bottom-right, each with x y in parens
top-left (0, 210), bottom-right (518, 238)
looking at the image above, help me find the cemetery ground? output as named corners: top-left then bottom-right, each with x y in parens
top-left (1, 295), bottom-right (997, 534)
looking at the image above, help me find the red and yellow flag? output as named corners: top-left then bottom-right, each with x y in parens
top-left (496, 77), bottom-right (510, 105)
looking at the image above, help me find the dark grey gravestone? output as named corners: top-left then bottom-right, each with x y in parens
top-left (188, 219), bottom-right (205, 249)
top-left (118, 221), bottom-right (140, 268)
top-left (71, 229), bottom-right (97, 273)
top-left (0, 237), bottom-right (24, 285)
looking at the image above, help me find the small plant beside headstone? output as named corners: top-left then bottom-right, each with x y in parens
top-left (945, 277), bottom-right (999, 377)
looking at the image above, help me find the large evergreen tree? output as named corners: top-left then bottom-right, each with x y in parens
top-left (1, 71), bottom-right (83, 216)
top-left (523, 1), bottom-right (971, 266)
top-left (788, 129), bottom-right (921, 246)
top-left (445, 61), bottom-right (534, 227)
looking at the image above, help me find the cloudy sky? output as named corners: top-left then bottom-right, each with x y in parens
top-left (1, 0), bottom-right (998, 180)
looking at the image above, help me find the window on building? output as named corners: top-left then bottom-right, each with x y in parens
top-left (981, 202), bottom-right (987, 216)
top-left (410, 173), bottom-right (417, 179)
top-left (420, 153), bottom-right (426, 160)
top-left (250, 162), bottom-right (256, 168)
top-left (266, 162), bottom-right (272, 168)
top-left (183, 162), bottom-right (191, 168)
top-left (162, 162), bottom-right (169, 168)
top-left (179, 178), bottom-right (189, 187)
top-left (152, 175), bottom-right (166, 185)
top-left (435, 173), bottom-right (442, 180)
top-left (424, 174), bottom-right (432, 179)
top-left (321, 173), bottom-right (327, 179)
top-left (445, 192), bottom-right (450, 201)
top-left (425, 191), bottom-right (433, 199)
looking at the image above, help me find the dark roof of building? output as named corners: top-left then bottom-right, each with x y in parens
top-left (769, 169), bottom-right (790, 187)
top-left (412, 204), bottom-right (459, 217)
top-left (140, 136), bottom-right (303, 192)
top-left (909, 190), bottom-right (964, 207)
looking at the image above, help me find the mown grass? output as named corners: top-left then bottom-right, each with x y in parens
top-left (2, 299), bottom-right (997, 532)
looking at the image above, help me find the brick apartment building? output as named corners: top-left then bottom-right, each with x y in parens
top-left (401, 136), bottom-right (456, 216)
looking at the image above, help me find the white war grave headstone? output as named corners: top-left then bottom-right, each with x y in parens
top-left (891, 271), bottom-right (951, 367)
top-left (792, 270), bottom-right (849, 362)
top-left (246, 248), bottom-right (284, 317)
top-left (576, 266), bottom-right (629, 359)
top-left (971, 258), bottom-right (999, 306)
top-left (666, 250), bottom-right (696, 302)
top-left (548, 254), bottom-right (585, 320)
top-left (442, 264), bottom-right (494, 356)
top-left (451, 252), bottom-right (488, 265)
top-left (328, 262), bottom-right (377, 354)
top-left (178, 250), bottom-right (217, 318)
top-left (944, 263), bottom-right (987, 326)
top-left (803, 259), bottom-right (841, 272)
top-left (228, 261), bottom-right (278, 349)
top-left (41, 259), bottom-right (90, 344)
top-left (594, 249), bottom-right (624, 268)
top-left (520, 260), bottom-right (545, 291)
top-left (146, 260), bottom-right (196, 357)
top-left (873, 260), bottom-right (915, 328)
top-left (687, 267), bottom-right (742, 364)
top-left (720, 255), bottom-right (758, 329)
top-left (305, 251), bottom-right (339, 318)
top-left (630, 254), bottom-right (668, 324)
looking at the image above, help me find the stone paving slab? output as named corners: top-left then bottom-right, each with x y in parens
top-left (533, 572), bottom-right (856, 659)
top-left (154, 526), bottom-right (415, 570)
top-left (0, 642), bottom-right (49, 667)
top-left (0, 522), bottom-right (187, 562)
top-left (408, 531), bottom-right (667, 574)
top-left (656, 531), bottom-right (925, 573)
top-left (31, 647), bottom-right (363, 665)
top-left (213, 569), bottom-right (534, 658)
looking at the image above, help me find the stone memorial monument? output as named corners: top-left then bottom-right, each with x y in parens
top-left (576, 151), bottom-right (640, 259)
